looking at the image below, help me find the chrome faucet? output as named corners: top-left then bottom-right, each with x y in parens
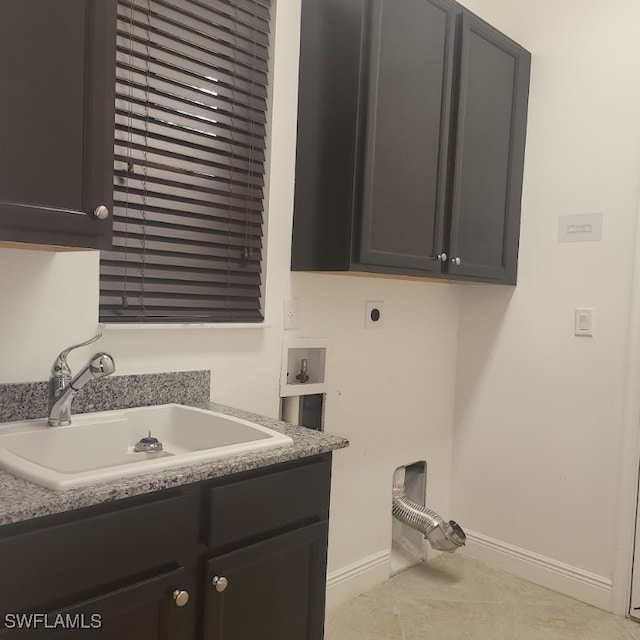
top-left (48, 333), bottom-right (116, 427)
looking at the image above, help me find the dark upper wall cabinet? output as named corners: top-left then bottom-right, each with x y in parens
top-left (358, 0), bottom-right (456, 274)
top-left (0, 0), bottom-right (116, 251)
top-left (291, 0), bottom-right (531, 285)
top-left (291, 0), bottom-right (364, 273)
top-left (447, 13), bottom-right (530, 283)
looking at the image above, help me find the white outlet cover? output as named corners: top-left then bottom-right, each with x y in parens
top-left (365, 301), bottom-right (384, 329)
top-left (283, 298), bottom-right (299, 330)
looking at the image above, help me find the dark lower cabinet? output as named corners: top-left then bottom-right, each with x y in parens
top-left (0, 0), bottom-right (116, 250)
top-left (0, 456), bottom-right (332, 640)
top-left (292, 0), bottom-right (531, 285)
top-left (1, 569), bottom-right (194, 640)
top-left (204, 522), bottom-right (329, 640)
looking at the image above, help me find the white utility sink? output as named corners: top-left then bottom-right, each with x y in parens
top-left (0, 404), bottom-right (292, 490)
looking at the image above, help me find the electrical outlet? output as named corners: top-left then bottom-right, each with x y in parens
top-left (284, 298), bottom-right (299, 330)
top-left (365, 301), bottom-right (384, 329)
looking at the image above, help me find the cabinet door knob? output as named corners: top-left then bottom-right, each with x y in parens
top-left (93, 205), bottom-right (110, 220)
top-left (436, 252), bottom-right (447, 262)
top-left (172, 590), bottom-right (190, 607)
top-left (451, 256), bottom-right (461, 266)
top-left (211, 576), bottom-right (229, 592)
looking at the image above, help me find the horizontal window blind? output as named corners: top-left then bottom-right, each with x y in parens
top-left (99, 0), bottom-right (270, 323)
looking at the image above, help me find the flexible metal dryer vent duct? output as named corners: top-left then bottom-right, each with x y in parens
top-left (392, 494), bottom-right (466, 553)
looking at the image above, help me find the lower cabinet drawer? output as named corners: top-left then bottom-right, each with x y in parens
top-left (206, 457), bottom-right (331, 548)
top-left (0, 567), bottom-right (194, 640)
top-left (0, 493), bottom-right (194, 615)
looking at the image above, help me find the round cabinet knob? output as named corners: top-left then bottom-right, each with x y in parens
top-left (93, 205), bottom-right (110, 220)
top-left (437, 252), bottom-right (447, 262)
top-left (451, 256), bottom-right (461, 266)
top-left (211, 576), bottom-right (229, 592)
top-left (172, 590), bottom-right (190, 607)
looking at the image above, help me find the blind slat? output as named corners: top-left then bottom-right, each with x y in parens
top-left (114, 163), bottom-right (263, 201)
top-left (117, 5), bottom-right (269, 73)
top-left (113, 211), bottom-right (262, 239)
top-left (115, 66), bottom-right (266, 123)
top-left (116, 58), bottom-right (266, 117)
top-left (114, 128), bottom-right (264, 175)
top-left (101, 264), bottom-right (259, 286)
top-left (184, 0), bottom-right (270, 32)
top-left (101, 295), bottom-right (261, 311)
top-left (118, 0), bottom-right (272, 28)
top-left (123, 0), bottom-right (270, 53)
top-left (111, 235), bottom-right (263, 263)
top-left (152, 0), bottom-right (270, 44)
top-left (114, 81), bottom-right (266, 139)
top-left (115, 29), bottom-right (268, 88)
top-left (114, 113), bottom-right (265, 163)
top-left (116, 37), bottom-right (267, 99)
top-left (114, 101), bottom-right (266, 150)
top-left (114, 50), bottom-right (268, 108)
top-left (114, 178), bottom-right (263, 215)
top-left (102, 250), bottom-right (262, 274)
top-left (112, 210), bottom-right (262, 235)
top-left (101, 305), bottom-right (264, 324)
top-left (113, 147), bottom-right (264, 188)
top-left (101, 280), bottom-right (260, 298)
top-left (111, 220), bottom-right (263, 249)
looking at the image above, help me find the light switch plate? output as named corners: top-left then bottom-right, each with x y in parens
top-left (575, 307), bottom-right (594, 337)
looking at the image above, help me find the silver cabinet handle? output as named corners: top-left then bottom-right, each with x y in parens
top-left (172, 590), bottom-right (190, 607)
top-left (451, 256), bottom-right (461, 266)
top-left (93, 205), bottom-right (109, 220)
top-left (436, 252), bottom-right (447, 262)
top-left (211, 576), bottom-right (229, 592)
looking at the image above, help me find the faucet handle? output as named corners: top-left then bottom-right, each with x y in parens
top-left (51, 332), bottom-right (104, 379)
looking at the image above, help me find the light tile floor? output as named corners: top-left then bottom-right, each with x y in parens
top-left (325, 555), bottom-right (640, 640)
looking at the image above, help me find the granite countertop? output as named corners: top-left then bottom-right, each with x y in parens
top-left (0, 402), bottom-right (349, 527)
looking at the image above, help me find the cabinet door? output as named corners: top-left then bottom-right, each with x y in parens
top-left (204, 522), bottom-right (329, 640)
top-left (0, 568), bottom-right (195, 640)
top-left (0, 492), bottom-right (196, 617)
top-left (358, 0), bottom-right (457, 272)
top-left (292, 0), bottom-right (364, 272)
top-left (448, 12), bottom-right (530, 283)
top-left (0, 0), bottom-right (116, 250)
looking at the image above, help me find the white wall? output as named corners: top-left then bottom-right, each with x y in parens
top-left (0, 0), bottom-right (461, 604)
top-left (292, 273), bottom-right (459, 597)
top-left (452, 0), bottom-right (640, 610)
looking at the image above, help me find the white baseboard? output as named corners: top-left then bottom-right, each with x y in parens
top-left (462, 530), bottom-right (613, 611)
top-left (325, 550), bottom-right (390, 609)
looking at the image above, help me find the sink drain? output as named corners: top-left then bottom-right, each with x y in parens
top-left (133, 431), bottom-right (164, 453)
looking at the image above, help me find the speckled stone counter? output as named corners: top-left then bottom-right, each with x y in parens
top-left (0, 371), bottom-right (211, 423)
top-left (0, 402), bottom-right (349, 527)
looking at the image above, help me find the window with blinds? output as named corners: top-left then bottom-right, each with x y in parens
top-left (99, 0), bottom-right (270, 323)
